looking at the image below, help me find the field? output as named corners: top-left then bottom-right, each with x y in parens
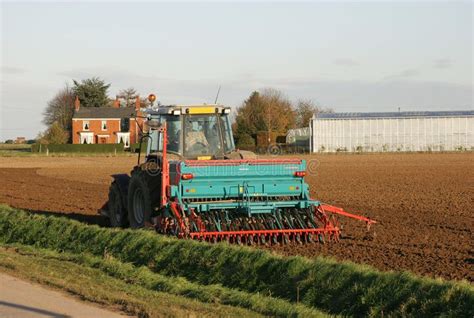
top-left (0, 153), bottom-right (472, 282)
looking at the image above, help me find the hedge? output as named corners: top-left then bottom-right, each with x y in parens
top-left (0, 205), bottom-right (472, 317)
top-left (130, 142), bottom-right (148, 153)
top-left (31, 143), bottom-right (126, 153)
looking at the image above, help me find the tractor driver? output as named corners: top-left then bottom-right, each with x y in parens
top-left (184, 118), bottom-right (209, 154)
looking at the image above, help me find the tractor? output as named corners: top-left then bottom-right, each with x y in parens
top-left (103, 97), bottom-right (375, 245)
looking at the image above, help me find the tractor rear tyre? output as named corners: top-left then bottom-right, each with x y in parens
top-left (108, 181), bottom-right (128, 228)
top-left (127, 170), bottom-right (153, 228)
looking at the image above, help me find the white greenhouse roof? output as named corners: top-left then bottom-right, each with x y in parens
top-left (317, 110), bottom-right (474, 120)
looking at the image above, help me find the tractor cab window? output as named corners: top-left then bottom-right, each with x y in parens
top-left (166, 116), bottom-right (182, 154)
top-left (148, 129), bottom-right (162, 153)
top-left (146, 115), bottom-right (182, 155)
top-left (184, 115), bottom-right (223, 158)
top-left (220, 115), bottom-right (235, 153)
top-left (146, 112), bottom-right (235, 159)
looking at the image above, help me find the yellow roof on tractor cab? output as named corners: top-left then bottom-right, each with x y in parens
top-left (153, 104), bottom-right (231, 116)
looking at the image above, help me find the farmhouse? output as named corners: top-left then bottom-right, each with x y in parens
top-left (14, 137), bottom-right (26, 144)
top-left (72, 97), bottom-right (144, 147)
top-left (309, 111), bottom-right (474, 152)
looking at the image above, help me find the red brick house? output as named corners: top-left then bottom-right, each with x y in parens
top-left (14, 137), bottom-right (26, 144)
top-left (72, 97), bottom-right (144, 147)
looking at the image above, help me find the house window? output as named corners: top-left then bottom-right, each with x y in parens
top-left (121, 118), bottom-right (130, 132)
top-left (116, 132), bottom-right (130, 148)
top-left (79, 132), bottom-right (94, 144)
top-left (101, 120), bottom-right (107, 131)
top-left (83, 121), bottom-right (90, 131)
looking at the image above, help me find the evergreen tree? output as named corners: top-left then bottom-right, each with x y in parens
top-left (73, 77), bottom-right (111, 107)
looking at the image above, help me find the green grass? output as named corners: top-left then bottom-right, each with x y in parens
top-left (0, 205), bottom-right (472, 317)
top-left (0, 245), bottom-right (265, 318)
top-left (0, 243), bottom-right (324, 317)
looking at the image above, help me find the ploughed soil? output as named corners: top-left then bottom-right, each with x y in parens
top-left (0, 154), bottom-right (472, 281)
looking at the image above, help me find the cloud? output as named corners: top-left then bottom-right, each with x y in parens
top-left (58, 67), bottom-right (215, 103)
top-left (1, 66), bottom-right (27, 74)
top-left (382, 69), bottom-right (420, 81)
top-left (2, 71), bottom-right (472, 140)
top-left (55, 67), bottom-right (472, 112)
top-left (248, 77), bottom-right (473, 111)
top-left (333, 58), bottom-right (359, 67)
top-left (433, 59), bottom-right (452, 69)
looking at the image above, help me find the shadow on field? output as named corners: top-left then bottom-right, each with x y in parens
top-left (26, 210), bottom-right (109, 227)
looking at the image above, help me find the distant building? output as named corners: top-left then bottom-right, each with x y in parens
top-left (71, 96), bottom-right (144, 147)
top-left (310, 111), bottom-right (474, 152)
top-left (14, 137), bottom-right (26, 144)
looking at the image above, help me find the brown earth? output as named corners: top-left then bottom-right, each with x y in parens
top-left (0, 154), bottom-right (472, 281)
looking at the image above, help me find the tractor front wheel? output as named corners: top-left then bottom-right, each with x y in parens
top-left (128, 171), bottom-right (153, 228)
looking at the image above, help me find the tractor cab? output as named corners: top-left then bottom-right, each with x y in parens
top-left (145, 105), bottom-right (235, 160)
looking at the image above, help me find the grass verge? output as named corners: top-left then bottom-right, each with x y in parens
top-left (0, 243), bottom-right (324, 317)
top-left (0, 245), bottom-right (263, 318)
top-left (0, 205), bottom-right (472, 317)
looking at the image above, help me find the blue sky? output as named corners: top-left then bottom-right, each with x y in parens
top-left (1, 1), bottom-right (472, 139)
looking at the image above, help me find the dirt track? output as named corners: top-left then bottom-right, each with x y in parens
top-left (0, 273), bottom-right (126, 318)
top-left (0, 154), bottom-right (472, 281)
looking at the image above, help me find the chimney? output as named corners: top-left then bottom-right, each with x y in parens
top-left (135, 96), bottom-right (141, 111)
top-left (113, 96), bottom-right (120, 108)
top-left (74, 96), bottom-right (80, 111)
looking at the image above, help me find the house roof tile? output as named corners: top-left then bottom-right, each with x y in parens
top-left (72, 107), bottom-right (137, 119)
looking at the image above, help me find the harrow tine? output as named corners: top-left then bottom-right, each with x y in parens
top-left (235, 235), bottom-right (242, 245)
top-left (247, 235), bottom-right (253, 246)
top-left (318, 234), bottom-right (325, 244)
top-left (271, 234), bottom-right (278, 245)
top-left (295, 234), bottom-right (302, 244)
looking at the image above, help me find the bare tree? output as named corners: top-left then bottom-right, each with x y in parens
top-left (295, 99), bottom-right (333, 128)
top-left (37, 121), bottom-right (69, 144)
top-left (118, 87), bottom-right (138, 108)
top-left (43, 85), bottom-right (75, 135)
top-left (260, 88), bottom-right (295, 134)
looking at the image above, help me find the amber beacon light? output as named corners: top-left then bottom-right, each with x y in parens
top-left (148, 94), bottom-right (157, 103)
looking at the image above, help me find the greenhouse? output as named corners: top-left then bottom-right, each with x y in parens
top-left (309, 111), bottom-right (474, 152)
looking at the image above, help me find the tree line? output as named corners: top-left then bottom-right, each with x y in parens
top-left (233, 88), bottom-right (332, 149)
top-left (40, 77), bottom-right (333, 145)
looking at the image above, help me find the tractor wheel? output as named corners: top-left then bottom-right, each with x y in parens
top-left (127, 171), bottom-right (153, 228)
top-left (108, 181), bottom-right (128, 228)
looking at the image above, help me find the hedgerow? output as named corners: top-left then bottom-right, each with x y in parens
top-left (0, 205), bottom-right (472, 317)
top-left (31, 143), bottom-right (125, 153)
